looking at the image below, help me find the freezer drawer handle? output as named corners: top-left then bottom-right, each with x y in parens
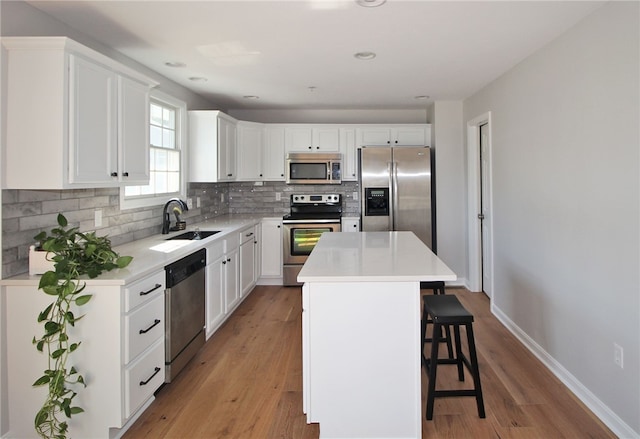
top-left (139, 319), bottom-right (161, 334)
top-left (139, 367), bottom-right (161, 386)
top-left (140, 283), bottom-right (163, 296)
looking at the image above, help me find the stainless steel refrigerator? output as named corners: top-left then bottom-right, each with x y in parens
top-left (359, 146), bottom-right (435, 250)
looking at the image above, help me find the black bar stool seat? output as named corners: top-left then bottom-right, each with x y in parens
top-left (422, 294), bottom-right (486, 420)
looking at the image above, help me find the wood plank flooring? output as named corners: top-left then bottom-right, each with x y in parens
top-left (122, 286), bottom-right (616, 439)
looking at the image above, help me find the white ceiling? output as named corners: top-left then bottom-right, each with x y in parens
top-left (25, 0), bottom-right (605, 110)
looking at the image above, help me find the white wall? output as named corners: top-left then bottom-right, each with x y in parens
top-left (464, 2), bottom-right (639, 437)
top-left (427, 102), bottom-right (467, 284)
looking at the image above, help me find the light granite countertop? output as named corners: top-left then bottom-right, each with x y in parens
top-left (1, 214), bottom-right (277, 286)
top-left (298, 231), bottom-right (457, 282)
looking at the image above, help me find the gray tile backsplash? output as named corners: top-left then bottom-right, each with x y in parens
top-left (2, 180), bottom-right (360, 278)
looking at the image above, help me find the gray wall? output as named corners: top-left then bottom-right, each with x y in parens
top-left (463, 2), bottom-right (639, 436)
top-left (426, 102), bottom-right (467, 284)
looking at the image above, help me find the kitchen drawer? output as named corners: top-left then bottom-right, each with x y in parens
top-left (124, 337), bottom-right (164, 418)
top-left (124, 294), bottom-right (164, 363)
top-left (206, 239), bottom-right (225, 262)
top-left (238, 226), bottom-right (256, 244)
top-left (124, 270), bottom-right (165, 312)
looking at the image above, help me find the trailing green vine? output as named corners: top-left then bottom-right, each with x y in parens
top-left (32, 213), bottom-right (132, 439)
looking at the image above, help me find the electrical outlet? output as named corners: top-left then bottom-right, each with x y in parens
top-left (353, 191), bottom-right (359, 201)
top-left (197, 197), bottom-right (201, 208)
top-left (186, 198), bottom-right (193, 209)
top-left (275, 192), bottom-right (282, 201)
top-left (614, 343), bottom-right (624, 368)
top-left (94, 209), bottom-right (102, 228)
top-left (221, 193), bottom-right (225, 203)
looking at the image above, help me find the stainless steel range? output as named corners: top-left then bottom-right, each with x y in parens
top-left (282, 193), bottom-right (342, 286)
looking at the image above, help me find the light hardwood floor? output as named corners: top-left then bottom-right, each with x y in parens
top-left (123, 286), bottom-right (616, 439)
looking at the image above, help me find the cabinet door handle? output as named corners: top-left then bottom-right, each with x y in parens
top-left (222, 260), bottom-right (226, 264)
top-left (123, 172), bottom-right (129, 177)
top-left (111, 172), bottom-right (118, 177)
top-left (227, 258), bottom-right (231, 262)
top-left (139, 367), bottom-right (161, 386)
top-left (140, 284), bottom-right (162, 296)
top-left (139, 319), bottom-right (161, 334)
top-left (227, 173), bottom-right (233, 177)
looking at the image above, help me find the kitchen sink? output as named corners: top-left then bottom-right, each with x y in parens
top-left (166, 230), bottom-right (220, 241)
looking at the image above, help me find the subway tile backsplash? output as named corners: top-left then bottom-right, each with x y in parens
top-left (2, 180), bottom-right (360, 278)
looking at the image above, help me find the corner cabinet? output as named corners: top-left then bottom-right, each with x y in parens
top-left (2, 270), bottom-right (166, 438)
top-left (2, 37), bottom-right (157, 189)
top-left (189, 111), bottom-right (238, 182)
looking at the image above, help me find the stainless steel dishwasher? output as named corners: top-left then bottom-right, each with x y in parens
top-left (165, 248), bottom-right (206, 383)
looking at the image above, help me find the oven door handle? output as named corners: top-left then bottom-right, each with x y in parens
top-left (282, 219), bottom-right (341, 224)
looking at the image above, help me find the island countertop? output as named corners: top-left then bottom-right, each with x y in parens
top-left (298, 231), bottom-right (457, 283)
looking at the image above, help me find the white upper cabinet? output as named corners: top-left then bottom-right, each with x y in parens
top-left (189, 111), bottom-right (238, 183)
top-left (237, 121), bottom-right (264, 181)
top-left (284, 125), bottom-right (340, 153)
top-left (357, 125), bottom-right (431, 147)
top-left (2, 37), bottom-right (157, 189)
top-left (340, 127), bottom-right (358, 181)
top-left (263, 126), bottom-right (286, 180)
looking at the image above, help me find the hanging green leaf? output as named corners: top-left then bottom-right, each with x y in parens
top-left (32, 213), bottom-right (133, 439)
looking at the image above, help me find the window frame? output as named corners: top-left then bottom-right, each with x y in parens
top-left (120, 90), bottom-right (187, 210)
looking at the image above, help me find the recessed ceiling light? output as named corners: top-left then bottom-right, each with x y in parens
top-left (414, 95), bottom-right (430, 100)
top-left (243, 95), bottom-right (260, 100)
top-left (354, 51), bottom-right (376, 60)
top-left (355, 0), bottom-right (386, 7)
top-left (165, 61), bottom-right (186, 68)
top-left (308, 86), bottom-right (317, 92)
top-left (188, 76), bottom-right (208, 82)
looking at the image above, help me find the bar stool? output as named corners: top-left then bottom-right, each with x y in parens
top-left (422, 294), bottom-right (485, 420)
top-left (421, 282), bottom-right (453, 360)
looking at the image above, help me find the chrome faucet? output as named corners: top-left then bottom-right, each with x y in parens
top-left (162, 198), bottom-right (189, 234)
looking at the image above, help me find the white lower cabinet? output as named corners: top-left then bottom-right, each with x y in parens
top-left (239, 225), bottom-right (259, 297)
top-left (205, 239), bottom-right (226, 339)
top-left (341, 217), bottom-right (360, 232)
top-left (259, 218), bottom-right (283, 281)
top-left (3, 269), bottom-right (165, 438)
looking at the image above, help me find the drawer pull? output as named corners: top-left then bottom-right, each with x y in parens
top-left (245, 232), bottom-right (254, 237)
top-left (139, 319), bottom-right (161, 334)
top-left (140, 284), bottom-right (162, 296)
top-left (139, 367), bottom-right (161, 386)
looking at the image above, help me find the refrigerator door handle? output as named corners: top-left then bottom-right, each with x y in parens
top-left (388, 161), bottom-right (394, 231)
top-left (391, 161), bottom-right (399, 231)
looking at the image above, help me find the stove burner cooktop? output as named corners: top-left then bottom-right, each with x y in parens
top-left (284, 193), bottom-right (342, 222)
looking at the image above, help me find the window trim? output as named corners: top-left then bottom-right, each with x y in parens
top-left (120, 90), bottom-right (187, 210)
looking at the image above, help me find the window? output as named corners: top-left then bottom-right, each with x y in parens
top-left (120, 91), bottom-right (187, 209)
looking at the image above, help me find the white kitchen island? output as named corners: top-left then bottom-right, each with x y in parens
top-left (298, 231), bottom-right (456, 439)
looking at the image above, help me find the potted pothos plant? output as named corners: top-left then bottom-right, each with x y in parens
top-left (31, 213), bottom-right (132, 439)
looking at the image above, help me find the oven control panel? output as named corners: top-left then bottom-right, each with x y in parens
top-left (291, 194), bottom-right (341, 204)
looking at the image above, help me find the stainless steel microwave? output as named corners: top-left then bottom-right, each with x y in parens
top-left (285, 152), bottom-right (342, 184)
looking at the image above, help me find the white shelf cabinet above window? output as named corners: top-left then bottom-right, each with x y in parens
top-left (2, 37), bottom-right (157, 189)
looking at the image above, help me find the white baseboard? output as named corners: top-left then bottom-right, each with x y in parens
top-left (491, 303), bottom-right (639, 439)
top-left (256, 277), bottom-right (283, 286)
